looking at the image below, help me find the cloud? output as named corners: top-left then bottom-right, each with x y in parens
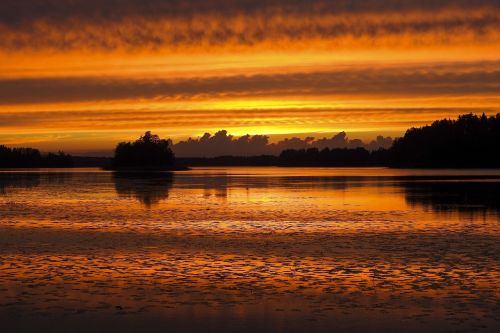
top-left (0, 1), bottom-right (498, 152)
top-left (0, 61), bottom-right (499, 105)
top-left (0, 1), bottom-right (498, 51)
top-left (1, 107), bottom-right (495, 134)
top-left (172, 130), bottom-right (393, 157)
top-left (1, 1), bottom-right (497, 23)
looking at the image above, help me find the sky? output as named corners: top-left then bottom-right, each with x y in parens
top-left (0, 0), bottom-right (499, 155)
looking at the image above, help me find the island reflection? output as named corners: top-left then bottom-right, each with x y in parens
top-left (112, 171), bottom-right (174, 208)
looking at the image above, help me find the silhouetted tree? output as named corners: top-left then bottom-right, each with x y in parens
top-left (0, 145), bottom-right (73, 167)
top-left (43, 151), bottom-right (74, 167)
top-left (112, 131), bottom-right (175, 169)
top-left (389, 113), bottom-right (500, 168)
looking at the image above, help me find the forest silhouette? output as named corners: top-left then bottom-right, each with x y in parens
top-left (1, 113), bottom-right (499, 168)
top-left (0, 146), bottom-right (73, 168)
top-left (180, 113), bottom-right (500, 168)
top-left (274, 113), bottom-right (500, 168)
top-left (389, 113), bottom-right (500, 168)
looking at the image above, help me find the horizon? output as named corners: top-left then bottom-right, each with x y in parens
top-left (2, 129), bottom-right (395, 157)
top-left (1, 112), bottom-right (493, 157)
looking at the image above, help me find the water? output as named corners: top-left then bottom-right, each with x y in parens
top-left (0, 167), bottom-right (499, 332)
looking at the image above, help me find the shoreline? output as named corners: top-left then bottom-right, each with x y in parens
top-left (103, 166), bottom-right (191, 172)
top-left (1, 164), bottom-right (500, 170)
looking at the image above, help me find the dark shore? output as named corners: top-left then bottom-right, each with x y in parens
top-left (103, 166), bottom-right (191, 172)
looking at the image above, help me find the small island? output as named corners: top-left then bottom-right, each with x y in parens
top-left (107, 131), bottom-right (189, 172)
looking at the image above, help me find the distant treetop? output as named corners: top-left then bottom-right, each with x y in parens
top-left (112, 131), bottom-right (175, 169)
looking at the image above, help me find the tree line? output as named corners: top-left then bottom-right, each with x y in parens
top-left (389, 113), bottom-right (500, 168)
top-left (2, 113), bottom-right (499, 168)
top-left (0, 146), bottom-right (73, 167)
top-left (278, 113), bottom-right (500, 168)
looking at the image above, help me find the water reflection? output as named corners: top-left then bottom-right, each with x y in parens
top-left (2, 170), bottom-right (500, 216)
top-left (1, 168), bottom-right (499, 332)
top-left (404, 180), bottom-right (500, 215)
top-left (172, 173), bottom-right (500, 216)
top-left (0, 173), bottom-right (40, 194)
top-left (0, 172), bottom-right (71, 195)
top-left (112, 172), bottom-right (174, 208)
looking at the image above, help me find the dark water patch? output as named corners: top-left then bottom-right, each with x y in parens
top-left (112, 172), bottom-right (174, 208)
top-left (404, 181), bottom-right (500, 215)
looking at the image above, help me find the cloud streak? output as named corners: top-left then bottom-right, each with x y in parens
top-left (0, 1), bottom-right (498, 51)
top-left (0, 107), bottom-right (495, 134)
top-left (1, 1), bottom-right (498, 23)
top-left (1, 61), bottom-right (499, 105)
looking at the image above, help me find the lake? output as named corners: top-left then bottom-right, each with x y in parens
top-left (1, 167), bottom-right (499, 332)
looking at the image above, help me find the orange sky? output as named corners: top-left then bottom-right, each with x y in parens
top-left (0, 0), bottom-right (499, 154)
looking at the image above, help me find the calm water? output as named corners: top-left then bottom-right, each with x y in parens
top-left (0, 167), bottom-right (499, 332)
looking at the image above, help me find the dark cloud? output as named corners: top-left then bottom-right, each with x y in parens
top-left (1, 1), bottom-right (497, 24)
top-left (1, 62), bottom-right (499, 105)
top-left (0, 1), bottom-right (498, 51)
top-left (172, 130), bottom-right (393, 157)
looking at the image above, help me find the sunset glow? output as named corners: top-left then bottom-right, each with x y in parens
top-left (1, 3), bottom-right (500, 332)
top-left (1, 0), bottom-right (499, 153)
